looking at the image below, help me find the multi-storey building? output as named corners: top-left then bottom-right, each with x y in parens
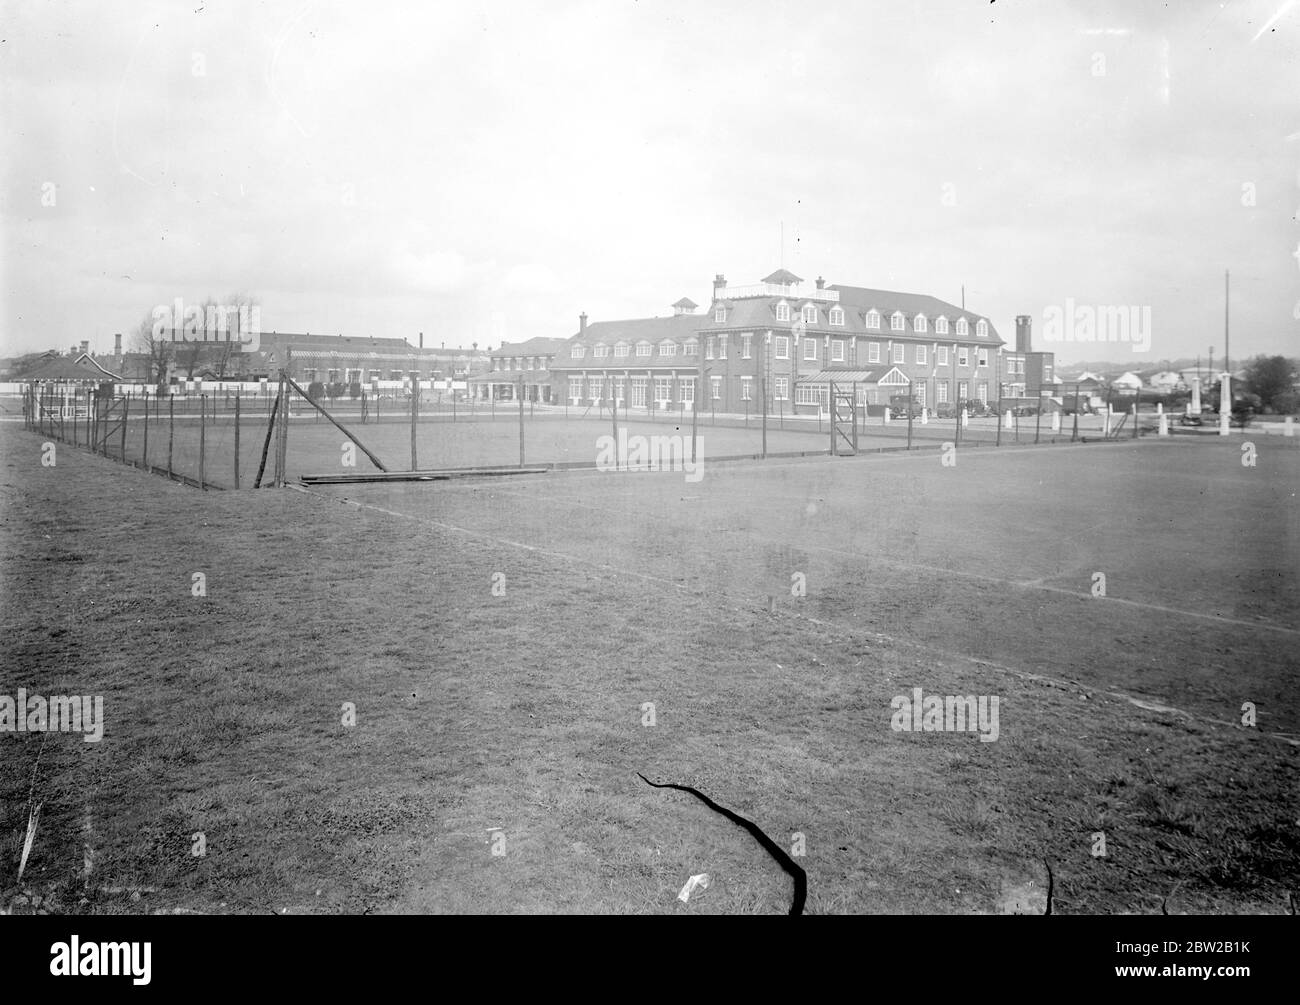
top-left (548, 305), bottom-right (704, 412)
top-left (475, 336), bottom-right (569, 402)
top-left (552, 270), bottom-right (1009, 416)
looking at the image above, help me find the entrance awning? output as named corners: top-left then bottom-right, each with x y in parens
top-left (798, 370), bottom-right (876, 384)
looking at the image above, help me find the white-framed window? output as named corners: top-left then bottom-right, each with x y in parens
top-left (571, 345), bottom-right (586, 359)
top-left (936, 316), bottom-right (949, 335)
top-left (796, 384), bottom-right (824, 406)
top-left (977, 349), bottom-right (988, 367)
top-left (589, 377), bottom-right (603, 400)
top-left (740, 376), bottom-right (752, 400)
top-left (346, 369), bottom-right (362, 383)
top-left (958, 379), bottom-right (969, 400)
top-left (710, 376), bottom-right (722, 400)
top-left (831, 339), bottom-right (845, 362)
top-left (802, 304), bottom-right (817, 324)
top-left (659, 340), bottom-right (676, 356)
top-left (976, 319), bottom-right (988, 337)
top-left (936, 346), bottom-right (948, 366)
top-left (681, 378), bottom-right (694, 403)
top-left (655, 377), bottom-right (673, 402)
top-left (956, 318), bottom-right (969, 336)
top-left (804, 339), bottom-right (819, 361)
top-left (614, 378), bottom-right (625, 402)
top-left (915, 383), bottom-right (927, 407)
top-left (328, 369), bottom-right (341, 382)
top-left (868, 341), bottom-right (881, 364)
top-left (892, 343), bottom-right (906, 364)
top-left (593, 344), bottom-right (608, 358)
top-left (775, 376), bottom-right (789, 400)
top-left (741, 333), bottom-right (752, 359)
top-left (526, 357), bottom-right (535, 370)
top-left (684, 339), bottom-right (698, 356)
top-left (829, 307), bottom-right (844, 326)
top-left (631, 377), bottom-right (647, 407)
top-left (614, 343), bottom-right (628, 358)
top-left (977, 381), bottom-right (988, 403)
top-left (776, 301), bottom-right (790, 322)
top-left (866, 310), bottom-right (881, 329)
top-left (714, 306), bottom-right (726, 323)
top-left (719, 334), bottom-right (728, 359)
top-left (539, 357), bottom-right (548, 370)
top-left (636, 341), bottom-right (652, 357)
top-left (304, 368), bottom-right (318, 382)
top-left (957, 348), bottom-right (969, 367)
top-left (568, 376), bottom-right (583, 402)
top-left (914, 314), bottom-right (927, 333)
top-left (705, 336), bottom-right (714, 360)
top-left (775, 336), bottom-right (790, 360)
top-left (937, 380), bottom-right (949, 404)
top-left (915, 344), bottom-right (927, 365)
top-left (891, 312), bottom-right (905, 331)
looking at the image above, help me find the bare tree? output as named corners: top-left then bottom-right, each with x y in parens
top-left (129, 310), bottom-right (173, 389)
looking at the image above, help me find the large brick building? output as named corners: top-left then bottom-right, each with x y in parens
top-left (551, 270), bottom-right (1009, 416)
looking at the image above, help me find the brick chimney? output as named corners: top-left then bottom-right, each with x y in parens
top-left (114, 332), bottom-right (122, 356)
top-left (80, 340), bottom-right (89, 356)
top-left (712, 274), bottom-right (727, 299)
top-left (1015, 315), bottom-right (1032, 353)
top-left (579, 312), bottom-right (588, 334)
top-left (419, 332), bottom-right (424, 349)
top-left (815, 276), bottom-right (825, 290)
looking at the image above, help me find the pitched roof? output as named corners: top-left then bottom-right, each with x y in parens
top-left (25, 354), bottom-right (124, 382)
top-left (491, 336), bottom-right (569, 357)
top-left (762, 268), bottom-right (803, 285)
top-left (831, 285), bottom-right (1001, 341)
top-left (672, 297), bottom-right (698, 310)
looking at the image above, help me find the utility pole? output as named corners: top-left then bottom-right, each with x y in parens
top-left (1224, 268), bottom-right (1230, 378)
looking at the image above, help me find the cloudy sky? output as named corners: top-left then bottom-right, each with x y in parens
top-left (2, 0), bottom-right (1297, 364)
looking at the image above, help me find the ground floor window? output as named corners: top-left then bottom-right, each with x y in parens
top-left (796, 384), bottom-right (825, 407)
top-left (740, 376), bottom-right (752, 401)
top-left (775, 376), bottom-right (789, 400)
top-left (569, 376), bottom-right (583, 402)
top-left (915, 383), bottom-right (927, 407)
top-left (614, 378), bottom-right (625, 403)
top-left (631, 378), bottom-right (647, 407)
top-left (303, 368), bottom-right (318, 382)
top-left (328, 369), bottom-right (341, 383)
top-left (654, 377), bottom-right (672, 404)
top-left (958, 380), bottom-right (969, 400)
top-left (589, 377), bottom-right (603, 401)
top-left (937, 380), bottom-right (949, 404)
top-left (710, 376), bottom-right (722, 400)
top-left (977, 382), bottom-right (988, 403)
top-left (680, 378), bottom-right (694, 403)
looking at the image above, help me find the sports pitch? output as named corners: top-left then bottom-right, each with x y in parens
top-left (1, 425), bottom-right (1296, 914)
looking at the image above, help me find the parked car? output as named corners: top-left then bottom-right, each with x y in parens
top-left (888, 395), bottom-right (923, 419)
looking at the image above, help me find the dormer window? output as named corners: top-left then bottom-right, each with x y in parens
top-left (935, 316), bottom-right (949, 335)
top-left (776, 301), bottom-right (790, 322)
top-left (684, 339), bottom-right (698, 356)
top-left (956, 318), bottom-right (969, 336)
top-left (659, 340), bottom-right (677, 357)
top-left (914, 314), bottom-right (927, 333)
top-left (614, 342), bottom-right (629, 358)
top-left (976, 319), bottom-right (988, 337)
top-left (891, 311), bottom-right (904, 331)
top-left (802, 304), bottom-right (817, 324)
top-left (571, 345), bottom-right (586, 359)
top-left (714, 305), bottom-right (727, 323)
top-left (866, 310), bottom-right (881, 329)
top-left (829, 307), bottom-right (844, 326)
top-left (636, 341), bottom-right (652, 357)
top-left (593, 343), bottom-right (608, 358)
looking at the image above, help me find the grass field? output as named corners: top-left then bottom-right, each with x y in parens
top-left (1, 423), bottom-right (1296, 915)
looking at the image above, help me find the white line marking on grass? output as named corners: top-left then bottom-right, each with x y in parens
top-left (290, 484), bottom-right (1300, 747)
top-left (472, 482), bottom-right (1300, 639)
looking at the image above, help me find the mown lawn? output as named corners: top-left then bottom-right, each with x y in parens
top-left (1, 424), bottom-right (1296, 914)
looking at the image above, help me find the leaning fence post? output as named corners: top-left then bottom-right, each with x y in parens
top-left (120, 395), bottom-right (129, 461)
top-left (234, 393), bottom-right (241, 489)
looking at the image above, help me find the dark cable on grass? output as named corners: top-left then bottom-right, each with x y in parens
top-left (637, 772), bottom-right (806, 915)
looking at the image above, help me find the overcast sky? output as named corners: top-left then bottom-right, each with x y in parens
top-left (2, 0), bottom-right (1297, 365)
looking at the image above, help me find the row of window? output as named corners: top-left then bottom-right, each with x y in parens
top-left (572, 335), bottom-right (993, 366)
top-left (565, 375), bottom-right (990, 406)
top-left (492, 356), bottom-right (548, 371)
top-left (714, 303), bottom-right (987, 337)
